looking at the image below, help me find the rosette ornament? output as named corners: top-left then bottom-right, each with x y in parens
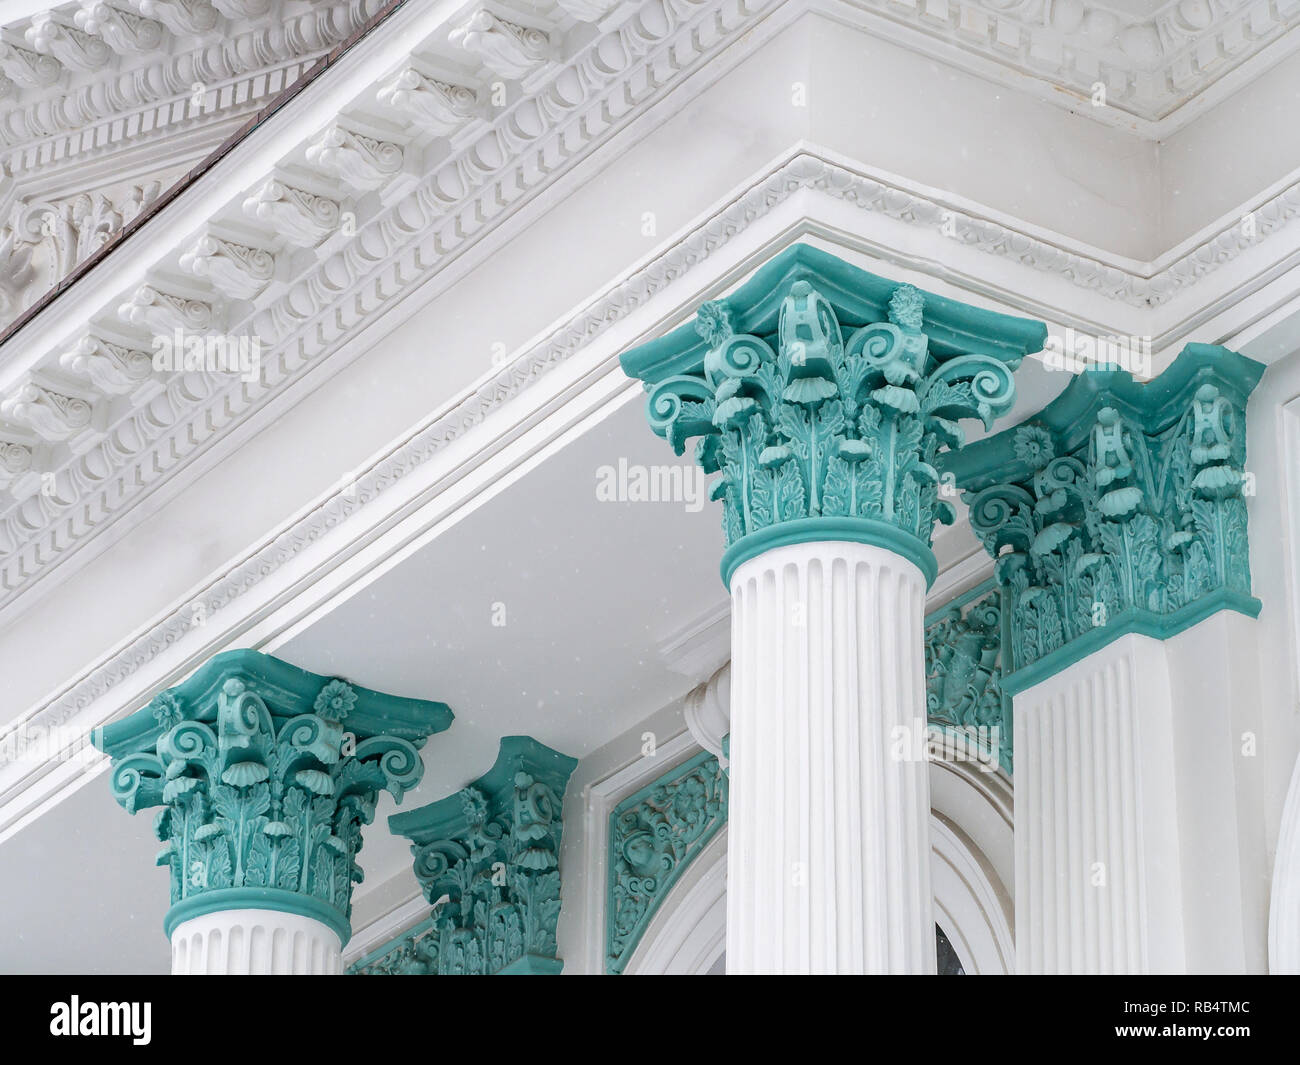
top-left (620, 244), bottom-right (1046, 585)
top-left (95, 649), bottom-right (453, 947)
top-left (387, 736), bottom-right (578, 975)
top-left (948, 343), bottom-right (1265, 692)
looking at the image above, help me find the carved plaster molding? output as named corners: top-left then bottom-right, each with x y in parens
top-left (6, 139), bottom-right (1300, 759)
top-left (843, 0), bottom-right (1300, 126)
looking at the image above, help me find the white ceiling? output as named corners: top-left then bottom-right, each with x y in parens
top-left (0, 347), bottom-right (1068, 973)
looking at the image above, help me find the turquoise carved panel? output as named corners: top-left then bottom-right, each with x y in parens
top-left (605, 749), bottom-right (728, 974)
top-left (94, 648), bottom-right (453, 945)
top-left (945, 343), bottom-right (1265, 693)
top-left (924, 580), bottom-right (1011, 775)
top-left (619, 243), bottom-right (1047, 587)
top-left (383, 735), bottom-right (578, 975)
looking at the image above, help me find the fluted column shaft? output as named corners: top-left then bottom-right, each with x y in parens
top-left (727, 540), bottom-right (934, 974)
top-left (170, 909), bottom-right (342, 975)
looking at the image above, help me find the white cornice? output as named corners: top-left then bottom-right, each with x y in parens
top-left (830, 0), bottom-right (1300, 135)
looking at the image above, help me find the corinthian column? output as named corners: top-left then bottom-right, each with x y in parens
top-left (94, 648), bottom-right (453, 974)
top-left (620, 244), bottom-right (1045, 972)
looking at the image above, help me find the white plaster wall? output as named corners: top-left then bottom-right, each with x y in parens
top-left (1243, 342), bottom-right (1300, 958)
top-left (1160, 49), bottom-right (1300, 248)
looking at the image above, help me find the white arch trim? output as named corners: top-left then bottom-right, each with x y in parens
top-left (1269, 751), bottom-right (1300, 972)
top-left (626, 812), bottom-right (1014, 974)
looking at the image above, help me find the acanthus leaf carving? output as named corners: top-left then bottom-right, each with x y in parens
top-left (0, 381), bottom-right (93, 442)
top-left (958, 344), bottom-right (1263, 681)
top-left (380, 736), bottom-right (577, 975)
top-left (179, 234), bottom-right (275, 300)
top-left (118, 284), bottom-right (219, 334)
top-left (376, 68), bottom-right (480, 136)
top-left (242, 179), bottom-right (341, 246)
top-left (924, 585), bottom-right (1011, 774)
top-left (97, 650), bottom-right (452, 931)
top-left (629, 263), bottom-right (1032, 558)
top-left (74, 2), bottom-right (165, 54)
top-left (304, 125), bottom-right (404, 192)
top-left (0, 39), bottom-right (63, 87)
top-left (60, 335), bottom-right (154, 394)
top-left (449, 8), bottom-right (553, 81)
top-left (25, 12), bottom-right (113, 72)
top-left (133, 0), bottom-right (219, 36)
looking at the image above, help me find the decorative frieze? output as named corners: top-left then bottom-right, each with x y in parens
top-left (606, 749), bottom-right (727, 974)
top-left (94, 648), bottom-right (454, 945)
top-left (6, 183), bottom-right (162, 305)
top-left (621, 244), bottom-right (1045, 585)
top-left (0, 0), bottom-right (779, 628)
top-left (949, 343), bottom-right (1265, 692)
top-left (386, 735), bottom-right (577, 975)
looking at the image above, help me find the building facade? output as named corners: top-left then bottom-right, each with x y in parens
top-left (0, 0), bottom-right (1299, 975)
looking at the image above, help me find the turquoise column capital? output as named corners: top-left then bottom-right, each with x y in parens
top-left (619, 243), bottom-right (1048, 586)
top-left (93, 648), bottom-right (453, 946)
top-left (945, 343), bottom-right (1266, 693)
top-left (373, 735), bottom-right (578, 975)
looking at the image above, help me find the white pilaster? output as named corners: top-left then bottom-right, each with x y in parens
top-left (1013, 615), bottom-right (1262, 974)
top-left (727, 540), bottom-right (934, 974)
top-left (1013, 633), bottom-right (1179, 973)
top-left (169, 908), bottom-right (343, 975)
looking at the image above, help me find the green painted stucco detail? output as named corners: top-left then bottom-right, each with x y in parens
top-left (924, 580), bottom-right (1011, 775)
top-left (383, 735), bottom-right (578, 975)
top-left (94, 648), bottom-right (453, 944)
top-left (945, 343), bottom-right (1265, 691)
top-left (606, 749), bottom-right (728, 974)
top-left (619, 243), bottom-right (1047, 587)
top-left (346, 915), bottom-right (438, 975)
